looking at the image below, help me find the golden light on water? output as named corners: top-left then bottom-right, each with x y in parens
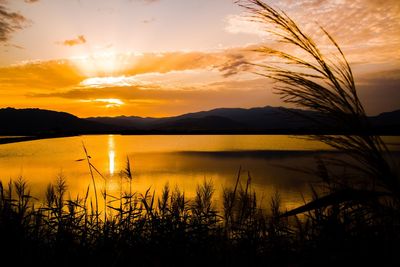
top-left (109, 151), bottom-right (115, 175)
top-left (0, 135), bottom-right (398, 211)
top-left (108, 135), bottom-right (115, 175)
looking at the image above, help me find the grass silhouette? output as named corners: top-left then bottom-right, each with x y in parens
top-left (237, 0), bottom-right (399, 214)
top-left (0, 165), bottom-right (398, 266)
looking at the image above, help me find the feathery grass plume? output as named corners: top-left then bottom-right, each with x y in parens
top-left (14, 176), bottom-right (31, 217)
top-left (158, 182), bottom-right (170, 217)
top-left (237, 0), bottom-right (399, 205)
top-left (193, 179), bottom-right (216, 217)
top-left (170, 186), bottom-right (187, 220)
top-left (122, 156), bottom-right (133, 196)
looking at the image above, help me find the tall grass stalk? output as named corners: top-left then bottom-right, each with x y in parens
top-left (237, 0), bottom-right (400, 208)
top-left (82, 142), bottom-right (99, 224)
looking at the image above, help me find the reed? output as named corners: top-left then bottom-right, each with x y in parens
top-left (236, 0), bottom-right (400, 215)
top-left (0, 171), bottom-right (397, 266)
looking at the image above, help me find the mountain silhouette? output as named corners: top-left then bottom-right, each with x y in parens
top-left (1, 106), bottom-right (399, 136)
top-left (87, 106), bottom-right (400, 134)
top-left (369, 110), bottom-right (400, 134)
top-left (87, 106), bottom-right (331, 133)
top-left (0, 107), bottom-right (119, 135)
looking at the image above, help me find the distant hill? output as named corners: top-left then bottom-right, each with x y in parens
top-left (87, 106), bottom-right (400, 134)
top-left (369, 110), bottom-right (400, 134)
top-left (87, 106), bottom-right (333, 134)
top-left (0, 107), bottom-right (119, 135)
top-left (87, 106), bottom-right (321, 133)
top-left (1, 106), bottom-right (399, 136)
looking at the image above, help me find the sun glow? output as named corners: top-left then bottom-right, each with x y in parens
top-left (71, 52), bottom-right (135, 77)
top-left (80, 98), bottom-right (124, 108)
top-left (98, 99), bottom-right (124, 108)
top-left (80, 76), bottom-right (137, 88)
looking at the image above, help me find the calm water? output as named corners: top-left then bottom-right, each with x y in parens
top-left (0, 135), bottom-right (399, 210)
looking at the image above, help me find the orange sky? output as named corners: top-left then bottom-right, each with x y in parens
top-left (0, 0), bottom-right (399, 117)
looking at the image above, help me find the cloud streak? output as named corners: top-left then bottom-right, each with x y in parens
top-left (60, 35), bottom-right (87, 46)
top-left (80, 98), bottom-right (124, 108)
top-left (66, 45), bottom-right (262, 77)
top-left (0, 2), bottom-right (28, 43)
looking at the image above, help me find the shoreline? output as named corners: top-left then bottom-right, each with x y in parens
top-left (0, 134), bottom-right (76, 145)
top-left (1, 132), bottom-right (400, 146)
top-left (0, 136), bottom-right (42, 145)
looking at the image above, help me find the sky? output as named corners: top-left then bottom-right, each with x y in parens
top-left (0, 0), bottom-right (399, 117)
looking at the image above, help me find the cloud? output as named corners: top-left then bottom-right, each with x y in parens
top-left (0, 3), bottom-right (28, 43)
top-left (356, 69), bottom-right (400, 115)
top-left (129, 46), bottom-right (261, 77)
top-left (24, 0), bottom-right (39, 3)
top-left (218, 53), bottom-right (250, 77)
top-left (60, 35), bottom-right (87, 46)
top-left (2, 43), bottom-right (25, 50)
top-left (0, 46), bottom-right (261, 92)
top-left (0, 59), bottom-right (85, 90)
top-left (228, 0), bottom-right (400, 65)
top-left (67, 45), bottom-right (262, 77)
top-left (225, 14), bottom-right (269, 37)
top-left (80, 98), bottom-right (124, 108)
top-left (79, 76), bottom-right (140, 88)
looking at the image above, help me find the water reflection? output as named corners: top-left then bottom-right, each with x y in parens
top-left (0, 135), bottom-right (398, 211)
top-left (108, 135), bottom-right (115, 176)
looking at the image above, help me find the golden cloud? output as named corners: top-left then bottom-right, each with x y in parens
top-left (0, 59), bottom-right (85, 90)
top-left (61, 35), bottom-right (87, 47)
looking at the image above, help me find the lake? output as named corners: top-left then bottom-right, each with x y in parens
top-left (0, 135), bottom-right (399, 211)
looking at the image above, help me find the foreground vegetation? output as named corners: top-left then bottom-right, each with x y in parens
top-left (0, 168), bottom-right (398, 267)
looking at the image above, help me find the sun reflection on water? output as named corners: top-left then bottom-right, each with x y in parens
top-left (108, 135), bottom-right (115, 176)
